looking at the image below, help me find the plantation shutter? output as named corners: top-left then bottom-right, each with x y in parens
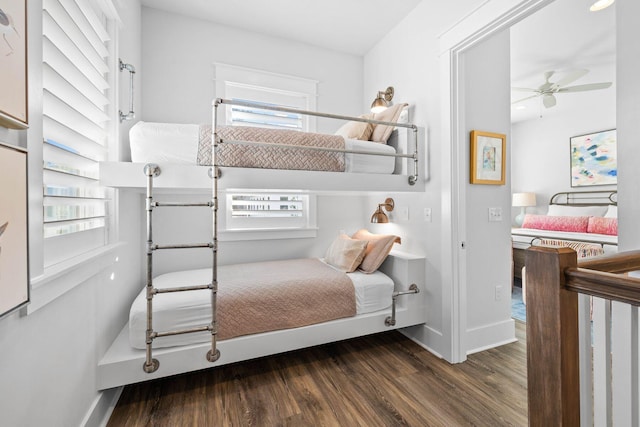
top-left (42, 0), bottom-right (114, 266)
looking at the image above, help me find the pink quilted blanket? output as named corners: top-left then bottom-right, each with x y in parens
top-left (198, 125), bottom-right (346, 172)
top-left (217, 258), bottom-right (355, 340)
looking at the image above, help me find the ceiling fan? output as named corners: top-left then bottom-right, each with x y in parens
top-left (512, 69), bottom-right (612, 108)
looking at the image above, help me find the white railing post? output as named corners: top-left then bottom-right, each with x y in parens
top-left (611, 302), bottom-right (639, 427)
top-left (592, 297), bottom-right (612, 426)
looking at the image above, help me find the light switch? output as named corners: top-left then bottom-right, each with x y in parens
top-left (488, 207), bottom-right (503, 222)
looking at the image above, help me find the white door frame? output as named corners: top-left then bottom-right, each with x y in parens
top-left (438, 0), bottom-right (555, 363)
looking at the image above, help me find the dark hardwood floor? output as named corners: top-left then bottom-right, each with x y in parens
top-left (108, 322), bottom-right (527, 426)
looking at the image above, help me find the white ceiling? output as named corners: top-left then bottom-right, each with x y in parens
top-left (510, 0), bottom-right (616, 123)
top-left (140, 0), bottom-right (616, 123)
top-left (140, 0), bottom-right (423, 56)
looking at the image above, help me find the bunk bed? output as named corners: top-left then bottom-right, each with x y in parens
top-left (99, 100), bottom-right (426, 193)
top-left (97, 100), bottom-right (428, 389)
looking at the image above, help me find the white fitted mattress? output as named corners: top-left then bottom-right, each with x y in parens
top-left (129, 263), bottom-right (394, 349)
top-left (129, 121), bottom-right (396, 174)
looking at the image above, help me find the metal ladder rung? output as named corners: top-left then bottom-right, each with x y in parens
top-left (152, 243), bottom-right (214, 250)
top-left (153, 324), bottom-right (212, 339)
top-left (154, 283), bottom-right (212, 294)
top-left (153, 201), bottom-right (213, 208)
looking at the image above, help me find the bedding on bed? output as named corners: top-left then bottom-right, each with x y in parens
top-left (129, 258), bottom-right (395, 349)
top-left (128, 121), bottom-right (397, 174)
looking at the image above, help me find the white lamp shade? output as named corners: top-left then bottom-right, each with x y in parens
top-left (512, 192), bottom-right (536, 207)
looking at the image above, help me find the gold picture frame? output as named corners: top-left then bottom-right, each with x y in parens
top-left (0, 0), bottom-right (28, 129)
top-left (470, 130), bottom-right (506, 185)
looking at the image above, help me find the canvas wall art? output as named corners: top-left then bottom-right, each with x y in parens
top-left (0, 0), bottom-right (28, 129)
top-left (570, 129), bottom-right (617, 187)
top-left (0, 142), bottom-right (29, 318)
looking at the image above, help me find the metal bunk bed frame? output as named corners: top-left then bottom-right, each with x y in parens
top-left (214, 98), bottom-right (421, 185)
top-left (140, 100), bottom-right (421, 373)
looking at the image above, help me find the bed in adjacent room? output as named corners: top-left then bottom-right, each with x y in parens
top-left (511, 190), bottom-right (617, 279)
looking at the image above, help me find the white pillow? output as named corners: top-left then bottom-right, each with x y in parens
top-left (604, 205), bottom-right (617, 218)
top-left (546, 204), bottom-right (608, 217)
top-left (334, 114), bottom-right (374, 141)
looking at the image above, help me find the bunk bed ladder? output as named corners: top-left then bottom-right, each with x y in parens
top-left (142, 163), bottom-right (220, 374)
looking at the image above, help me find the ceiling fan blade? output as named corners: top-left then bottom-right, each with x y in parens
top-left (554, 69), bottom-right (589, 88)
top-left (557, 82), bottom-right (613, 93)
top-left (543, 94), bottom-right (556, 108)
top-left (512, 94), bottom-right (538, 104)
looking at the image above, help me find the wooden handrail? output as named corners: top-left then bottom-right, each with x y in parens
top-left (577, 249), bottom-right (640, 273)
top-left (525, 246), bottom-right (640, 426)
top-left (565, 268), bottom-right (640, 306)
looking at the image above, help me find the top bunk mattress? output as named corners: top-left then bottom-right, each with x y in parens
top-left (129, 121), bottom-right (396, 174)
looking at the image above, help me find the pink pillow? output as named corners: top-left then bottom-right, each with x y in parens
top-left (521, 214), bottom-right (589, 233)
top-left (351, 229), bottom-right (401, 273)
top-left (370, 103), bottom-right (408, 143)
top-left (324, 234), bottom-right (369, 272)
top-left (587, 216), bottom-right (618, 236)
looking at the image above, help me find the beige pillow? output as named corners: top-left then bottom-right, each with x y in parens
top-left (351, 229), bottom-right (401, 273)
top-left (335, 115), bottom-right (374, 140)
top-left (370, 103), bottom-right (409, 143)
top-left (325, 234), bottom-right (369, 273)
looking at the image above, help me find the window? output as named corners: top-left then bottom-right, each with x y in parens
top-left (214, 63), bottom-right (318, 132)
top-left (229, 98), bottom-right (303, 131)
top-left (213, 64), bottom-right (319, 240)
top-left (220, 191), bottom-right (317, 241)
top-left (41, 0), bottom-right (115, 267)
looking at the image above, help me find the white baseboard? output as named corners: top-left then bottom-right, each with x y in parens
top-left (81, 387), bottom-right (123, 427)
top-left (400, 323), bottom-right (446, 360)
top-left (466, 318), bottom-right (517, 355)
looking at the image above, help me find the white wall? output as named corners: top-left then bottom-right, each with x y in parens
top-left (616, 0), bottom-right (640, 251)
top-left (462, 29), bottom-right (514, 352)
top-left (0, 2), bottom-right (143, 426)
top-left (511, 62), bottom-right (616, 220)
top-left (140, 7), bottom-right (364, 134)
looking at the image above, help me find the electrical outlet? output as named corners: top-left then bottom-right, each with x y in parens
top-left (495, 285), bottom-right (503, 301)
top-left (488, 207), bottom-right (503, 222)
top-left (424, 208), bottom-right (432, 222)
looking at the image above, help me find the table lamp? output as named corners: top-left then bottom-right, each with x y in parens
top-left (512, 192), bottom-right (536, 226)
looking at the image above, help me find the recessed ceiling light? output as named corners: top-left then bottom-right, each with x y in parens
top-left (590, 0), bottom-right (615, 12)
top-left (515, 105), bottom-right (526, 110)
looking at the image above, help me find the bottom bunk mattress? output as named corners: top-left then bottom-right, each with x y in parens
top-left (129, 258), bottom-right (395, 349)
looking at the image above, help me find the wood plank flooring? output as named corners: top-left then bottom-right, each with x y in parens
top-left (108, 322), bottom-right (527, 426)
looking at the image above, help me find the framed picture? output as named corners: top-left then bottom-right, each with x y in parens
top-left (0, 142), bottom-right (29, 318)
top-left (570, 129), bottom-right (617, 187)
top-left (470, 130), bottom-right (506, 185)
top-left (0, 0), bottom-right (28, 129)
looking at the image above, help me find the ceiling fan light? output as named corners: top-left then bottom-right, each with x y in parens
top-left (590, 0), bottom-right (615, 12)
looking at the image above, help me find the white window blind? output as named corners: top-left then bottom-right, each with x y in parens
top-left (42, 0), bottom-right (113, 266)
top-left (230, 98), bottom-right (303, 131)
top-left (221, 191), bottom-right (317, 240)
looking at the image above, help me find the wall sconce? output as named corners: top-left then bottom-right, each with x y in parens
top-left (589, 0), bottom-right (614, 11)
top-left (370, 86), bottom-right (394, 113)
top-left (512, 192), bottom-right (536, 226)
top-left (371, 198), bottom-right (395, 223)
